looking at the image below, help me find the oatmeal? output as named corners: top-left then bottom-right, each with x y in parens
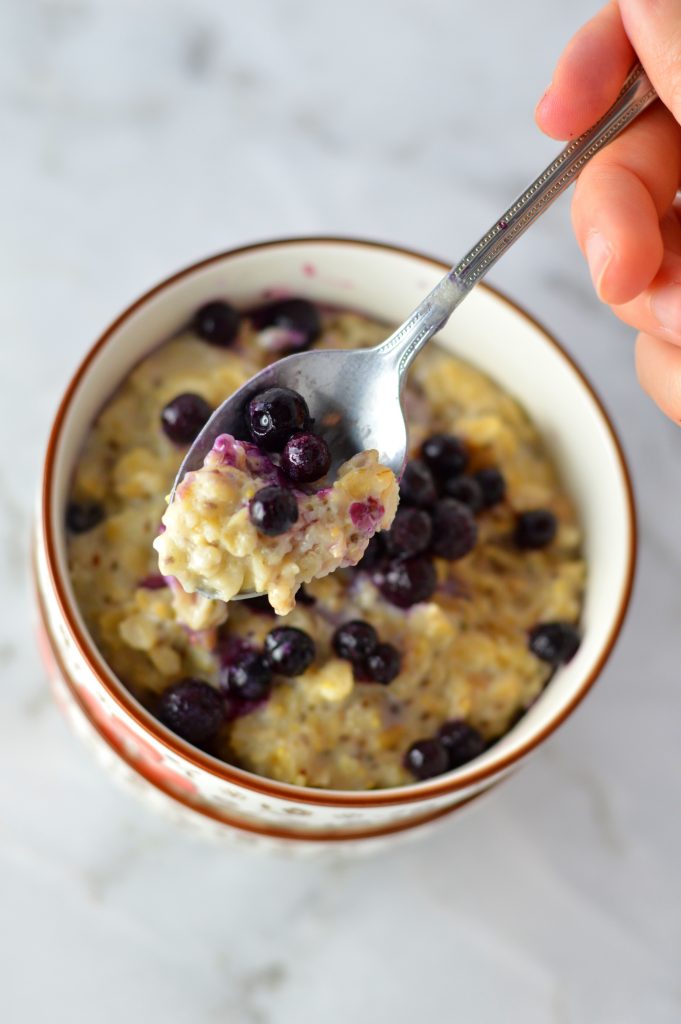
top-left (67, 298), bottom-right (585, 790)
top-left (154, 434), bottom-right (398, 615)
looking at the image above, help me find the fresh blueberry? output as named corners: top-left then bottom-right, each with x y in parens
top-left (66, 501), bottom-right (105, 533)
top-left (356, 533), bottom-right (386, 571)
top-left (157, 678), bottom-right (224, 745)
top-left (161, 393), bottom-right (212, 445)
top-left (251, 298), bottom-right (321, 351)
top-left (281, 432), bottom-right (331, 483)
top-left (438, 720), bottom-right (485, 768)
top-left (430, 499), bottom-right (478, 560)
top-left (528, 621), bottom-right (581, 665)
top-left (220, 650), bottom-right (272, 701)
top-left (218, 634), bottom-right (257, 667)
top-left (374, 557), bottom-right (437, 608)
top-left (404, 738), bottom-right (450, 780)
top-left (360, 642), bottom-right (401, 684)
top-left (333, 620), bottom-right (378, 662)
top-left (246, 387), bottom-right (311, 451)
top-left (399, 459), bottom-right (438, 508)
top-left (385, 507), bottom-right (433, 559)
top-left (515, 509), bottom-right (557, 549)
top-left (249, 486), bottom-right (299, 536)
top-left (421, 433), bottom-right (469, 479)
top-left (474, 467), bottom-right (506, 508)
top-left (193, 300), bottom-right (241, 347)
top-left (441, 475), bottom-right (484, 514)
top-left (264, 626), bottom-right (316, 676)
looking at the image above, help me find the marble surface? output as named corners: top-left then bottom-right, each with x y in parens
top-left (2, 0), bottom-right (680, 1020)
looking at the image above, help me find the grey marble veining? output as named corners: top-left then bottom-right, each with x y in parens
top-left (2, 1), bottom-right (680, 1021)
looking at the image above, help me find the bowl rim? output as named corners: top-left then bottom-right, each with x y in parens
top-left (41, 235), bottom-right (637, 808)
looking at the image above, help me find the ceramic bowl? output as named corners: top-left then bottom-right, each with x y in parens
top-left (34, 237), bottom-right (636, 850)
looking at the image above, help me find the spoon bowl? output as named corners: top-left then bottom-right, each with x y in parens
top-left (171, 344), bottom-right (408, 499)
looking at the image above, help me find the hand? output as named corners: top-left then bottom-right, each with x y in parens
top-left (535, 0), bottom-right (681, 423)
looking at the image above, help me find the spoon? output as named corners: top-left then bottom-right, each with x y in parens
top-left (171, 64), bottom-right (655, 599)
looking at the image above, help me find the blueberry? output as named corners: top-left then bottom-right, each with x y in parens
top-left (404, 738), bottom-right (450, 780)
top-left (474, 467), bottom-right (506, 508)
top-left (247, 387), bottom-right (311, 452)
top-left (193, 300), bottom-right (241, 347)
top-left (528, 621), bottom-right (580, 665)
top-left (430, 499), bottom-right (478, 560)
top-left (374, 557), bottom-right (437, 608)
top-left (361, 642), bottom-right (401, 684)
top-left (161, 393), bottom-right (212, 445)
top-left (157, 678), bottom-right (224, 745)
top-left (281, 432), bottom-right (331, 483)
top-left (441, 476), bottom-right (484, 514)
top-left (264, 626), bottom-right (316, 676)
top-left (251, 298), bottom-right (321, 351)
top-left (249, 486), bottom-right (299, 536)
top-left (332, 620), bottom-right (378, 662)
top-left (421, 433), bottom-right (469, 479)
top-left (66, 500), bottom-right (105, 533)
top-left (385, 507), bottom-right (433, 559)
top-left (515, 509), bottom-right (557, 549)
top-left (356, 533), bottom-right (386, 571)
top-left (218, 634), bottom-right (257, 667)
top-left (399, 459), bottom-right (438, 508)
top-left (220, 650), bottom-right (272, 701)
top-left (438, 720), bottom-right (485, 768)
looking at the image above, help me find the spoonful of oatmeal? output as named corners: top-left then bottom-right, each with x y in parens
top-left (155, 64), bottom-right (655, 613)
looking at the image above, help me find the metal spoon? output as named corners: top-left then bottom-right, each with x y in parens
top-left (172, 64), bottom-right (655, 598)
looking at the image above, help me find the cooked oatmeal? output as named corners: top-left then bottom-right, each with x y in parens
top-left (67, 300), bottom-right (585, 790)
top-left (154, 435), bottom-right (398, 615)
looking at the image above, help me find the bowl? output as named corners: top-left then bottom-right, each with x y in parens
top-left (34, 237), bottom-right (636, 851)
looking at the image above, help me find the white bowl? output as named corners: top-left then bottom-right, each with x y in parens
top-left (34, 237), bottom-right (636, 850)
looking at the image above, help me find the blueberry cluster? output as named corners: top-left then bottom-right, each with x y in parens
top-left (220, 625), bottom-right (317, 702)
top-left (160, 305), bottom-right (329, 537)
top-left (244, 385), bottom-right (332, 536)
top-left (358, 432), bottom-right (505, 608)
top-left (158, 296), bottom-right (323, 452)
top-left (192, 296), bottom-right (321, 353)
top-left (157, 624), bottom-right (318, 745)
top-left (332, 620), bottom-right (402, 684)
top-left (404, 719), bottom-right (486, 780)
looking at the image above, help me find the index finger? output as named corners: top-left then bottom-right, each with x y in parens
top-left (536, 3), bottom-right (634, 140)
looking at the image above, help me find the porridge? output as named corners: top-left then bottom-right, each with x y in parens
top-left (67, 297), bottom-right (585, 790)
top-left (155, 433), bottom-right (398, 616)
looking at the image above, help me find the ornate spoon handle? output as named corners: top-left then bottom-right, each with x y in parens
top-left (453, 62), bottom-right (656, 289)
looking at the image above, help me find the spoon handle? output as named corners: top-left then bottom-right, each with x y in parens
top-left (378, 63), bottom-right (657, 378)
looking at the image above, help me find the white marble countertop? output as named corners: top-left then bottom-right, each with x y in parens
top-left (2, 1), bottom-right (680, 1021)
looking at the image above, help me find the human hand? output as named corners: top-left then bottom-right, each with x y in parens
top-left (535, 0), bottom-right (681, 422)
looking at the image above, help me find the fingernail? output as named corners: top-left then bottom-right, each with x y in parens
top-left (651, 283), bottom-right (681, 334)
top-left (585, 233), bottom-right (612, 298)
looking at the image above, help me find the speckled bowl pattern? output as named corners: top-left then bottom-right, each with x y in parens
top-left (35, 237), bottom-right (636, 847)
